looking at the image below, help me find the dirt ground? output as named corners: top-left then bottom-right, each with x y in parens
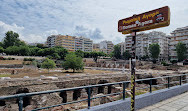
top-left (0, 69), bottom-right (115, 78)
top-left (0, 60), bottom-right (23, 64)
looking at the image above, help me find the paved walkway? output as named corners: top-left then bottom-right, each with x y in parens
top-left (138, 91), bottom-right (188, 111)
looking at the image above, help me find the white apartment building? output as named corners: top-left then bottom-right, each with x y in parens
top-left (169, 26), bottom-right (188, 60)
top-left (124, 31), bottom-right (169, 61)
top-left (75, 37), bottom-right (93, 52)
top-left (118, 42), bottom-right (126, 55)
top-left (46, 35), bottom-right (57, 47)
top-left (99, 40), bottom-right (114, 54)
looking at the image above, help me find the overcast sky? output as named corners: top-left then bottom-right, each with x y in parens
top-left (0, 0), bottom-right (187, 44)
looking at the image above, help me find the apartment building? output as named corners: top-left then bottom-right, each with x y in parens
top-left (99, 41), bottom-right (114, 54)
top-left (169, 26), bottom-right (188, 60)
top-left (75, 37), bottom-right (93, 52)
top-left (46, 35), bottom-right (56, 47)
top-left (118, 42), bottom-right (126, 55)
top-left (46, 35), bottom-right (93, 52)
top-left (55, 35), bottom-right (75, 52)
top-left (93, 43), bottom-right (100, 52)
top-left (124, 31), bottom-right (169, 61)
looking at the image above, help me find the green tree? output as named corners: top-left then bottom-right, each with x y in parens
top-left (0, 46), bottom-right (4, 53)
top-left (149, 43), bottom-right (160, 63)
top-left (176, 42), bottom-right (187, 61)
top-left (112, 45), bottom-right (121, 59)
top-left (41, 58), bottom-right (56, 73)
top-left (5, 46), bottom-right (19, 55)
top-left (55, 47), bottom-right (68, 60)
top-left (84, 52), bottom-right (91, 58)
top-left (30, 47), bottom-right (40, 56)
top-left (51, 53), bottom-right (61, 59)
top-left (37, 49), bottom-right (45, 56)
top-left (123, 50), bottom-right (131, 60)
top-left (75, 50), bottom-right (84, 58)
top-left (0, 42), bottom-right (3, 47)
top-left (90, 51), bottom-right (105, 63)
top-left (36, 43), bottom-right (46, 49)
top-left (62, 53), bottom-right (84, 72)
top-left (18, 46), bottom-right (30, 56)
top-left (3, 31), bottom-right (22, 48)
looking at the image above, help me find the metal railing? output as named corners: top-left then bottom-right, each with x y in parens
top-left (0, 74), bottom-right (188, 111)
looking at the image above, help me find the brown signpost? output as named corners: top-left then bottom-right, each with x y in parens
top-left (118, 6), bottom-right (170, 111)
top-left (118, 6), bottom-right (170, 34)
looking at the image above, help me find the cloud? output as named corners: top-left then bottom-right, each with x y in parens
top-left (23, 34), bottom-right (46, 43)
top-left (0, 0), bottom-right (188, 44)
top-left (45, 30), bottom-right (59, 36)
top-left (0, 21), bottom-right (58, 43)
top-left (74, 25), bottom-right (104, 42)
top-left (0, 21), bottom-right (24, 41)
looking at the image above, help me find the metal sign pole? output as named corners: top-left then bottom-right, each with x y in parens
top-left (131, 31), bottom-right (136, 111)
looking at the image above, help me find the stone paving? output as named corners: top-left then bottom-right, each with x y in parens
top-left (138, 91), bottom-right (188, 111)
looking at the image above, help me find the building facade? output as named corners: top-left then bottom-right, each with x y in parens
top-left (93, 43), bottom-right (100, 52)
top-left (56, 35), bottom-right (75, 52)
top-left (124, 31), bottom-right (169, 61)
top-left (99, 41), bottom-right (114, 54)
top-left (118, 42), bottom-right (126, 55)
top-left (46, 35), bottom-right (57, 47)
top-left (75, 37), bottom-right (93, 52)
top-left (46, 35), bottom-right (93, 52)
top-left (169, 26), bottom-right (188, 60)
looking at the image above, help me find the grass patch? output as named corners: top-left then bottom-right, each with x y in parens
top-left (0, 74), bottom-right (11, 77)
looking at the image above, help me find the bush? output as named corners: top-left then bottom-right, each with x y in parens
top-left (23, 58), bottom-right (35, 61)
top-left (161, 61), bottom-right (169, 66)
top-left (41, 58), bottom-right (56, 73)
top-left (170, 60), bottom-right (177, 64)
top-left (62, 53), bottom-right (84, 72)
top-left (7, 57), bottom-right (15, 60)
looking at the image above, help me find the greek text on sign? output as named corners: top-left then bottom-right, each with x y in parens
top-left (118, 6), bottom-right (170, 34)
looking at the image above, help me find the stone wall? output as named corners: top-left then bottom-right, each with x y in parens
top-left (0, 73), bottom-right (129, 110)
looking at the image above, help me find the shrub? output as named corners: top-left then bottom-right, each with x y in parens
top-left (170, 60), bottom-right (177, 64)
top-left (161, 61), bottom-right (169, 66)
top-left (41, 58), bottom-right (56, 73)
top-left (62, 53), bottom-right (84, 72)
top-left (23, 58), bottom-right (35, 61)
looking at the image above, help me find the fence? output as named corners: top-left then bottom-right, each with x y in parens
top-left (0, 74), bottom-right (187, 111)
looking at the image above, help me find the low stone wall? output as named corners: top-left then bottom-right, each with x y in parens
top-left (0, 64), bottom-right (23, 68)
top-left (80, 83), bottom-right (188, 111)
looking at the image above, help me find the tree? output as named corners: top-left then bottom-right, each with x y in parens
top-left (36, 43), bottom-right (47, 49)
top-left (0, 46), bottom-right (4, 53)
top-left (84, 52), bottom-right (91, 58)
top-left (149, 43), bottom-right (160, 63)
top-left (41, 58), bottom-right (56, 73)
top-left (123, 51), bottom-right (131, 60)
top-left (62, 53), bottom-right (84, 72)
top-left (55, 47), bottom-right (68, 60)
top-left (112, 45), bottom-right (121, 59)
top-left (18, 46), bottom-right (30, 56)
top-left (30, 47), bottom-right (40, 56)
top-left (5, 46), bottom-right (30, 56)
top-left (75, 50), bottom-right (84, 58)
top-left (0, 42), bottom-right (3, 47)
top-left (3, 31), bottom-right (22, 48)
top-left (176, 42), bottom-right (187, 61)
top-left (5, 46), bottom-right (19, 55)
top-left (37, 49), bottom-right (45, 56)
top-left (51, 53), bottom-right (61, 59)
top-left (90, 51), bottom-right (105, 63)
